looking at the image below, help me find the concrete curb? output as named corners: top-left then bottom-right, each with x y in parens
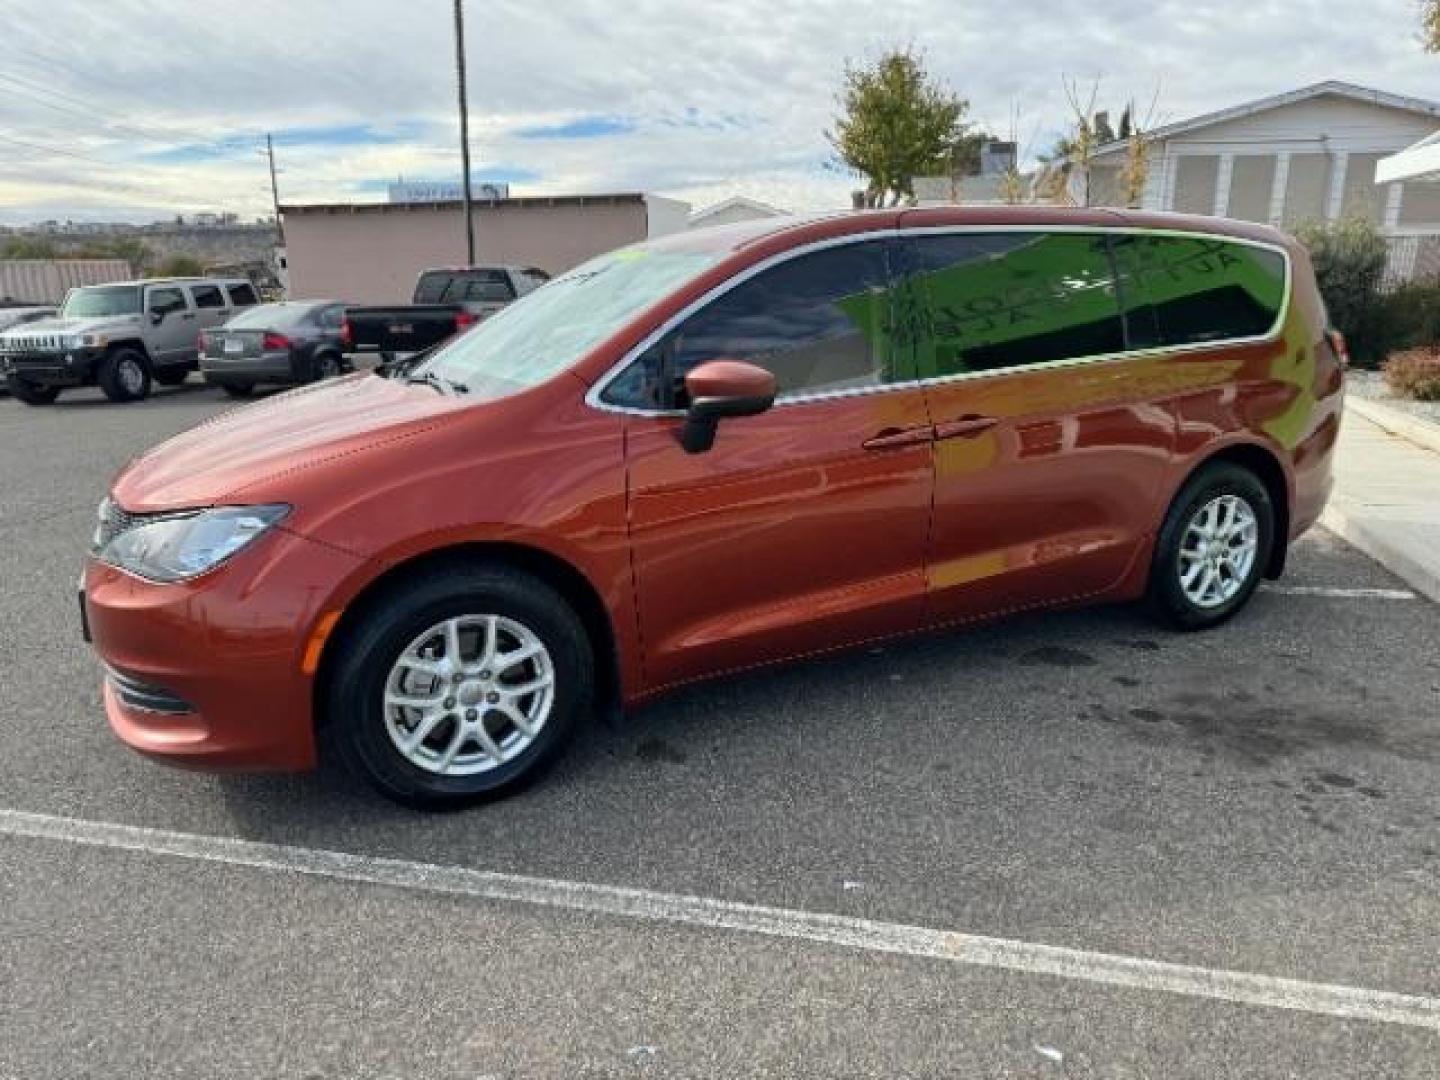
top-left (1320, 503), bottom-right (1440, 604)
top-left (1346, 394), bottom-right (1440, 456)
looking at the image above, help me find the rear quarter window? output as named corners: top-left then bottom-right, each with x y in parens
top-left (1111, 236), bottom-right (1287, 348)
top-left (226, 282), bottom-right (259, 307)
top-left (191, 284), bottom-right (225, 309)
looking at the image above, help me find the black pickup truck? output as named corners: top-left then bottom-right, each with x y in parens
top-left (343, 265), bottom-right (549, 357)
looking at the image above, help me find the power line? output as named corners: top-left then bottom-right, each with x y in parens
top-left (0, 72), bottom-right (192, 148)
top-left (0, 134), bottom-right (259, 205)
top-left (0, 131), bottom-right (129, 169)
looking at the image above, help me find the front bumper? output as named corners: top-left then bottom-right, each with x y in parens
top-left (1, 348), bottom-right (102, 386)
top-left (84, 524), bottom-right (365, 771)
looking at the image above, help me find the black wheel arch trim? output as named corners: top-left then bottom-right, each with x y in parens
top-left (312, 541), bottom-right (622, 730)
top-left (1164, 441), bottom-right (1291, 579)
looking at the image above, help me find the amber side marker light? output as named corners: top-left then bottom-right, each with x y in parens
top-left (1327, 328), bottom-right (1351, 369)
top-left (301, 610), bottom-right (343, 675)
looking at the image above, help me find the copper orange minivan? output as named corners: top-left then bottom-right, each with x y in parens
top-left (84, 207), bottom-right (1343, 806)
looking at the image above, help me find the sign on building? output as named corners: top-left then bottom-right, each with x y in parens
top-left (386, 181), bottom-right (510, 203)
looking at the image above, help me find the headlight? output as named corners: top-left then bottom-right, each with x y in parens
top-left (95, 504), bottom-right (289, 582)
top-left (65, 332), bottom-right (103, 349)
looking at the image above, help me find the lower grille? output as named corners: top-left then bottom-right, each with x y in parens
top-left (105, 666), bottom-right (194, 715)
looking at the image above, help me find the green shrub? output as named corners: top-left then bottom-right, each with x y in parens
top-left (1293, 217), bottom-right (1389, 367)
top-left (1379, 279), bottom-right (1440, 355)
top-left (155, 254), bottom-right (204, 277)
top-left (1383, 347), bottom-right (1440, 401)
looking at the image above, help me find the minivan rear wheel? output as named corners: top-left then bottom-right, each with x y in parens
top-left (327, 564), bottom-right (593, 808)
top-left (1148, 462), bottom-right (1274, 630)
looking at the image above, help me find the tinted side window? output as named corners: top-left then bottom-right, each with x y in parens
top-left (317, 304), bottom-right (344, 329)
top-left (226, 282), bottom-right (259, 307)
top-left (146, 287), bottom-right (187, 316)
top-left (458, 272), bottom-right (515, 302)
top-left (904, 232), bottom-right (1123, 378)
top-left (414, 272), bottom-right (449, 304)
top-left (669, 240), bottom-right (899, 402)
top-left (1110, 235), bottom-right (1286, 347)
top-left (191, 284), bottom-right (225, 309)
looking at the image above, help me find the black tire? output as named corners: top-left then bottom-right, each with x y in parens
top-left (98, 348), bottom-right (151, 402)
top-left (308, 350), bottom-right (342, 383)
top-left (6, 375), bottom-right (60, 405)
top-left (220, 381), bottom-right (255, 398)
top-left (1148, 462), bottom-right (1275, 630)
top-left (153, 366), bottom-right (190, 387)
top-left (327, 563), bottom-right (594, 808)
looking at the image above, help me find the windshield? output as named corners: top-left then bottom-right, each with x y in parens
top-left (416, 247), bottom-right (720, 397)
top-left (61, 286), bottom-right (142, 319)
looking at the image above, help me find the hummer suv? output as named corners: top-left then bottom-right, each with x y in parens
top-left (0, 277), bottom-right (259, 404)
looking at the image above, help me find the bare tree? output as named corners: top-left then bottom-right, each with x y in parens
top-left (1117, 86), bottom-right (1163, 208)
top-left (998, 100), bottom-right (1029, 205)
top-left (1062, 75), bottom-right (1103, 207)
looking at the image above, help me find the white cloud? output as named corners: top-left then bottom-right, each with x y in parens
top-left (1, 0), bottom-right (1436, 223)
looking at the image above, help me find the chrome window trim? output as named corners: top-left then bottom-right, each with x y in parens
top-left (584, 224), bottom-right (1293, 417)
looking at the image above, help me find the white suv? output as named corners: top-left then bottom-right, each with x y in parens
top-left (0, 277), bottom-right (259, 404)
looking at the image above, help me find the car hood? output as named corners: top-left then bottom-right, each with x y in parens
top-left (111, 373), bottom-right (473, 511)
top-left (1, 314), bottom-right (142, 340)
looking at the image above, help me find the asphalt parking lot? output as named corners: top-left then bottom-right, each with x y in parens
top-left (2, 380), bottom-right (1439, 1078)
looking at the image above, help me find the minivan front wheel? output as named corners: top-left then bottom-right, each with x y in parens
top-left (328, 564), bottom-right (593, 807)
top-left (1148, 462), bottom-right (1274, 630)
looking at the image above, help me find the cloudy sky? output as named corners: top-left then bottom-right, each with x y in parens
top-left (0, 0), bottom-right (1435, 224)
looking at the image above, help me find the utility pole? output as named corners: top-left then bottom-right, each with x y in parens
top-left (453, 0), bottom-right (476, 264)
top-left (263, 133), bottom-right (284, 246)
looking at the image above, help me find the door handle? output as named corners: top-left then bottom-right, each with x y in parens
top-left (934, 415), bottom-right (998, 441)
top-left (863, 425), bottom-right (934, 450)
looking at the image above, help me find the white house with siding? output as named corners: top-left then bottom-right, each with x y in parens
top-left (1087, 81), bottom-right (1440, 281)
top-left (687, 196), bottom-right (786, 231)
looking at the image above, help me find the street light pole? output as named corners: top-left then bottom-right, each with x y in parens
top-left (453, 0), bottom-right (475, 265)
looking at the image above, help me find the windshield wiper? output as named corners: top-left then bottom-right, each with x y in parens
top-left (406, 370), bottom-right (469, 395)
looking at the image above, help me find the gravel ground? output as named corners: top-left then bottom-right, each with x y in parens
top-left (1346, 368), bottom-right (1440, 427)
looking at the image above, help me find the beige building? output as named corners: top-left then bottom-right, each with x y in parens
top-left (1086, 81), bottom-right (1440, 281)
top-left (280, 193), bottom-right (690, 303)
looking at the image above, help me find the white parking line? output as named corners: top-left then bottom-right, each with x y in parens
top-left (3, 807), bottom-right (1439, 1031)
top-left (1262, 585), bottom-right (1417, 600)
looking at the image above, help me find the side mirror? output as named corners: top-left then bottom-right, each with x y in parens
top-left (148, 309), bottom-right (164, 325)
top-left (679, 359), bottom-right (776, 454)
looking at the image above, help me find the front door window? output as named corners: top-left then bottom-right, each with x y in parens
top-left (605, 239), bottom-right (909, 409)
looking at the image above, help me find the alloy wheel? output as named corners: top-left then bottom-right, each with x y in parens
top-left (119, 356), bottom-right (145, 395)
top-left (1177, 494), bottom-right (1259, 609)
top-left (382, 614), bottom-right (555, 776)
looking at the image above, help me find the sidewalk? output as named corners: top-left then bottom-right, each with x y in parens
top-left (1320, 406), bottom-right (1440, 602)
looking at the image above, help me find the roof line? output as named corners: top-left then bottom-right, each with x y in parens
top-left (1093, 80), bottom-right (1440, 157)
top-left (280, 193), bottom-right (649, 215)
